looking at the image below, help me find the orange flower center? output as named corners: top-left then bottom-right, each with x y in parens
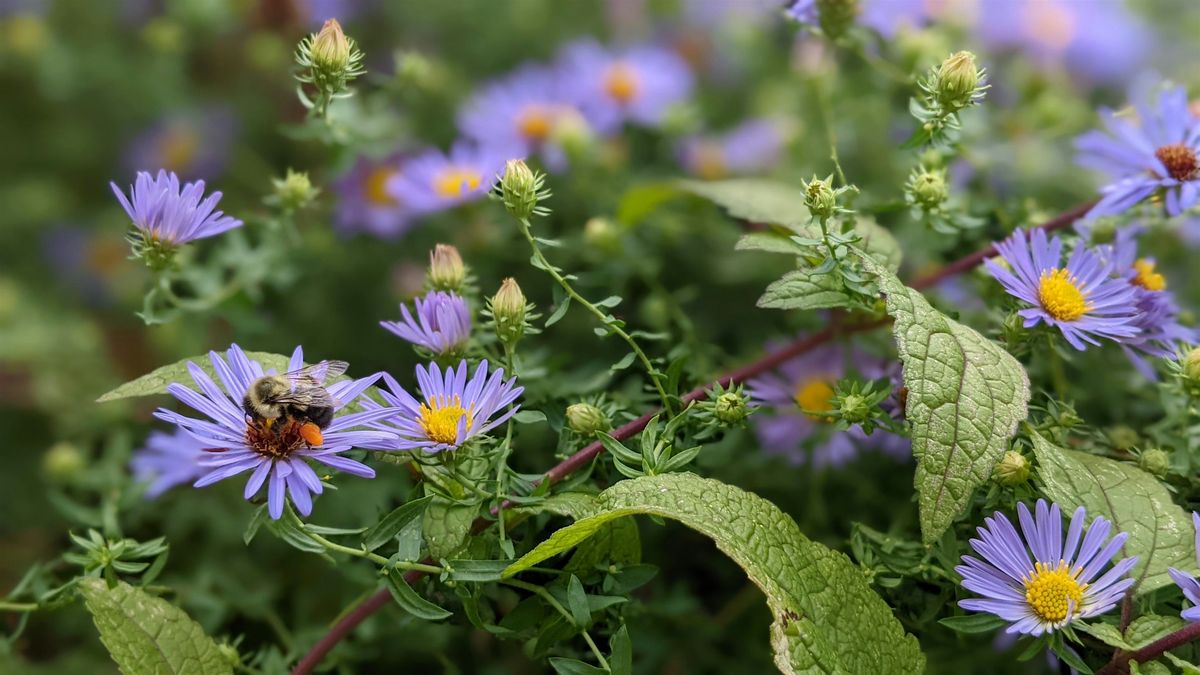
top-left (1155, 144), bottom-right (1199, 182)
top-left (794, 378), bottom-right (836, 423)
top-left (603, 62), bottom-right (640, 104)
top-left (365, 166), bottom-right (399, 206)
top-left (433, 167), bottom-right (483, 199)
top-left (244, 417), bottom-right (311, 458)
top-left (517, 105), bottom-right (554, 141)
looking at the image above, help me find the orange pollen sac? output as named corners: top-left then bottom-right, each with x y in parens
top-left (1155, 143), bottom-right (1199, 182)
top-left (298, 422), bottom-right (325, 447)
top-left (603, 62), bottom-right (640, 104)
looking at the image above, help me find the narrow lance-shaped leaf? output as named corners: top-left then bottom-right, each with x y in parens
top-left (861, 255), bottom-right (1030, 544)
top-left (78, 578), bottom-right (232, 675)
top-left (1031, 433), bottom-right (1196, 594)
top-left (504, 473), bottom-right (924, 675)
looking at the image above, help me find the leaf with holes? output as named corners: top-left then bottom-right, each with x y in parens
top-left (1031, 433), bottom-right (1196, 594)
top-left (863, 256), bottom-right (1030, 544)
top-left (503, 473), bottom-right (924, 674)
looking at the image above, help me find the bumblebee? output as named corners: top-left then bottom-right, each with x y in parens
top-left (243, 360), bottom-right (348, 446)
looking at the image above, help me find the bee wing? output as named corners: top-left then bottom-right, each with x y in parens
top-left (270, 384), bottom-right (336, 408)
top-left (284, 360), bottom-right (349, 386)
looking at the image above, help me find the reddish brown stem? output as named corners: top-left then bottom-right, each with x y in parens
top-left (291, 200), bottom-right (1096, 675)
top-left (1096, 621), bottom-right (1200, 675)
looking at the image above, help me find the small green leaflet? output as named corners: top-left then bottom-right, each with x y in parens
top-left (864, 256), bottom-right (1030, 544)
top-left (97, 351), bottom-right (293, 402)
top-left (385, 570), bottom-right (452, 621)
top-left (503, 473), bottom-right (924, 674)
top-left (1031, 433), bottom-right (1197, 594)
top-left (362, 496), bottom-right (434, 552)
top-left (78, 579), bottom-right (232, 675)
top-left (422, 500), bottom-right (478, 560)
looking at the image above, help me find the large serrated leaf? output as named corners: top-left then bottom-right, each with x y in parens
top-left (756, 270), bottom-right (857, 312)
top-left (1031, 434), bottom-right (1196, 594)
top-left (78, 578), bottom-right (231, 675)
top-left (503, 474), bottom-right (924, 674)
top-left (96, 351), bottom-right (293, 402)
top-left (863, 256), bottom-right (1030, 544)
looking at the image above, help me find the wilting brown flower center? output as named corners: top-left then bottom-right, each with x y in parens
top-left (245, 418), bottom-right (307, 458)
top-left (1155, 143), bottom-right (1199, 181)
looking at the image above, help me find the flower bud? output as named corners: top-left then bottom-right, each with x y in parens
top-left (428, 244), bottom-right (466, 292)
top-left (1139, 448), bottom-right (1171, 478)
top-left (803, 175), bottom-right (837, 219)
top-left (312, 19), bottom-right (351, 73)
top-left (1107, 425), bottom-right (1139, 452)
top-left (566, 402), bottom-right (610, 436)
top-left (907, 165), bottom-right (948, 211)
top-left (584, 217), bottom-right (621, 254)
top-left (498, 159), bottom-right (545, 220)
top-left (491, 277), bottom-right (527, 344)
top-left (816, 0), bottom-right (860, 39)
top-left (935, 51), bottom-right (981, 110)
top-left (268, 169), bottom-right (317, 212)
top-left (992, 450), bottom-right (1030, 486)
top-left (551, 108), bottom-right (595, 159)
top-left (714, 391), bottom-right (750, 426)
top-left (837, 393), bottom-right (872, 425)
top-left (43, 442), bottom-right (85, 484)
top-left (1183, 346), bottom-right (1200, 382)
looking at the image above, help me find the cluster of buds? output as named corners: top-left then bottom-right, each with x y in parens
top-left (494, 159), bottom-right (551, 220)
top-left (265, 169), bottom-right (318, 212)
top-left (488, 277), bottom-right (533, 346)
top-left (294, 19), bottom-right (366, 117)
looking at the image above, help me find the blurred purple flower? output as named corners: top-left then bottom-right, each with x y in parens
top-left (387, 142), bottom-right (511, 213)
top-left (380, 291), bottom-right (472, 356)
top-left (458, 65), bottom-right (583, 171)
top-left (679, 118), bottom-right (787, 179)
top-left (110, 170), bottom-right (243, 246)
top-left (130, 430), bottom-right (209, 499)
top-left (332, 153), bottom-right (416, 239)
top-left (745, 341), bottom-right (910, 468)
top-left (557, 40), bottom-right (692, 133)
top-left (295, 0), bottom-right (362, 27)
top-left (1168, 513), bottom-right (1200, 622)
top-left (154, 344), bottom-right (396, 519)
top-left (42, 225), bottom-right (129, 305)
top-left (125, 107), bottom-right (235, 181)
top-left (785, 0), bottom-right (931, 36)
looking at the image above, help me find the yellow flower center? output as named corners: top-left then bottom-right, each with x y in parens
top-left (1023, 561), bottom-right (1086, 624)
top-left (1038, 269), bottom-right (1091, 321)
top-left (693, 143), bottom-right (727, 180)
top-left (365, 166), bottom-right (399, 206)
top-left (433, 167), bottom-right (483, 199)
top-left (603, 62), bottom-right (640, 104)
top-left (794, 378), bottom-right (836, 422)
top-left (1132, 258), bottom-right (1166, 291)
top-left (517, 105), bottom-right (554, 141)
top-left (158, 126), bottom-right (200, 173)
top-left (418, 395), bottom-right (474, 445)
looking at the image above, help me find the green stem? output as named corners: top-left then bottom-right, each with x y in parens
top-left (816, 215), bottom-right (841, 266)
top-left (0, 601), bottom-right (39, 612)
top-left (815, 79), bottom-right (848, 187)
top-left (517, 217), bottom-right (672, 413)
top-left (1046, 336), bottom-right (1068, 400)
top-left (495, 342), bottom-right (518, 552)
top-left (503, 579), bottom-right (610, 671)
top-left (308, 533), bottom-right (446, 575)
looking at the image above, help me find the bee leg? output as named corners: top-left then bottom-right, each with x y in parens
top-left (298, 422), bottom-right (324, 447)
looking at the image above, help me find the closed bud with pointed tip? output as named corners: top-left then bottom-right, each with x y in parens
top-left (498, 159), bottom-right (543, 219)
top-left (428, 244), bottom-right (465, 291)
top-left (803, 175), bottom-right (838, 219)
top-left (491, 277), bottom-right (527, 344)
top-left (935, 51), bottom-right (982, 110)
top-left (312, 19), bottom-right (351, 73)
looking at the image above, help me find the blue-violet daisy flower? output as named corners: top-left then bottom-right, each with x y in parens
top-left (557, 40), bottom-right (692, 133)
top-left (679, 118), bottom-right (787, 180)
top-left (1167, 512), bottom-right (1200, 622)
top-left (381, 291), bottom-right (472, 356)
top-left (332, 152), bottom-right (415, 239)
top-left (458, 65), bottom-right (581, 171)
top-left (957, 499), bottom-right (1137, 636)
top-left (386, 142), bottom-right (511, 213)
top-left (154, 344), bottom-right (396, 519)
top-left (130, 429), bottom-right (209, 499)
top-left (985, 228), bottom-right (1140, 350)
top-left (110, 170), bottom-right (243, 246)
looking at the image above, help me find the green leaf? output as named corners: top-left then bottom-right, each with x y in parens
top-left (78, 579), bottom-right (231, 675)
top-left (863, 257), bottom-right (1030, 544)
top-left (680, 178), bottom-right (811, 227)
top-left (1031, 433), bottom-right (1196, 594)
top-left (385, 570), bottom-right (453, 621)
top-left (1075, 622), bottom-right (1132, 649)
top-left (1130, 661), bottom-right (1171, 675)
top-left (1125, 614), bottom-right (1189, 647)
top-left (565, 575), bottom-right (591, 627)
top-left (503, 473), bottom-right (923, 674)
top-left (548, 657), bottom-right (608, 675)
top-left (422, 500), bottom-right (477, 560)
top-left (362, 496), bottom-right (434, 552)
top-left (97, 351), bottom-right (293, 402)
top-left (609, 625), bottom-right (633, 675)
top-left (938, 613), bottom-right (1011, 635)
top-left (1164, 652), bottom-right (1200, 674)
top-left (756, 270), bottom-right (858, 312)
top-left (444, 559), bottom-right (512, 583)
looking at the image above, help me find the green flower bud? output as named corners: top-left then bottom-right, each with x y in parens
top-left (218, 643), bottom-right (243, 668)
top-left (837, 393), bottom-right (872, 425)
top-left (566, 402), bottom-right (610, 436)
top-left (992, 450), bottom-right (1030, 486)
top-left (268, 169), bottom-right (317, 212)
top-left (428, 244), bottom-right (466, 292)
top-left (584, 217), bottom-right (621, 254)
top-left (1183, 346), bottom-right (1200, 382)
top-left (311, 19), bottom-right (351, 73)
top-left (550, 109), bottom-right (595, 160)
top-left (1107, 425), bottom-right (1139, 452)
top-left (907, 165), bottom-right (948, 211)
top-left (1087, 218), bottom-right (1120, 245)
top-left (935, 51), bottom-right (982, 110)
top-left (1139, 448), bottom-right (1171, 478)
top-left (491, 277), bottom-right (528, 344)
top-left (498, 159), bottom-right (545, 220)
top-left (816, 0), bottom-right (860, 39)
top-left (43, 442), bottom-right (85, 484)
top-left (713, 391), bottom-right (749, 426)
top-left (803, 175), bottom-right (838, 219)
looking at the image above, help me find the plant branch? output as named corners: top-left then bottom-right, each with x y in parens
top-left (1096, 621), bottom-right (1200, 675)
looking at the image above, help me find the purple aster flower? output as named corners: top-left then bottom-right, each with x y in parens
top-left (458, 65), bottom-right (583, 171)
top-left (556, 40), bottom-right (692, 133)
top-left (332, 153), bottom-right (416, 239)
top-left (679, 118), bottom-right (787, 180)
top-left (380, 291), bottom-right (472, 356)
top-left (1168, 513), bottom-right (1200, 622)
top-left (130, 430), bottom-right (208, 499)
top-left (295, 0), bottom-right (362, 27)
top-left (42, 225), bottom-right (130, 306)
top-left (368, 360), bottom-right (523, 454)
top-left (985, 228), bottom-right (1140, 350)
top-left (745, 342), bottom-right (910, 468)
top-left (783, 0), bottom-right (818, 25)
top-left (125, 107), bottom-right (235, 181)
top-left (956, 499), bottom-right (1137, 636)
top-left (785, 0), bottom-right (930, 36)
top-left (110, 170), bottom-right (243, 246)
top-left (154, 344), bottom-right (397, 519)
top-left (386, 142), bottom-right (511, 214)
top-left (1075, 85), bottom-right (1200, 219)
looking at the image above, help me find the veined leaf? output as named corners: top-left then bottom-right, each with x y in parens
top-left (422, 500), bottom-right (477, 560)
top-left (503, 473), bottom-right (924, 674)
top-left (756, 270), bottom-right (859, 312)
top-left (1031, 434), bottom-right (1196, 594)
top-left (97, 351), bottom-right (293, 402)
top-left (863, 256), bottom-right (1030, 544)
top-left (79, 579), bottom-right (231, 675)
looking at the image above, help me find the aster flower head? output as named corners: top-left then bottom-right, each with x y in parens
top-left (679, 118), bottom-right (786, 180)
top-left (130, 430), bottom-right (208, 499)
top-left (1167, 513), bottom-right (1200, 622)
top-left (985, 228), bottom-right (1140, 350)
top-left (458, 65), bottom-right (581, 171)
top-left (956, 499), bottom-right (1138, 636)
top-left (557, 40), bottom-right (692, 133)
top-left (125, 107), bottom-right (235, 181)
top-left (1075, 84), bottom-right (1200, 219)
top-left (111, 170), bottom-right (243, 250)
top-left (332, 153), bottom-right (415, 239)
top-left (154, 344), bottom-right (396, 519)
top-left (387, 142), bottom-right (511, 213)
top-left (745, 342), bottom-right (909, 468)
top-left (381, 291), bottom-right (471, 356)
top-left (372, 360), bottom-right (523, 454)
